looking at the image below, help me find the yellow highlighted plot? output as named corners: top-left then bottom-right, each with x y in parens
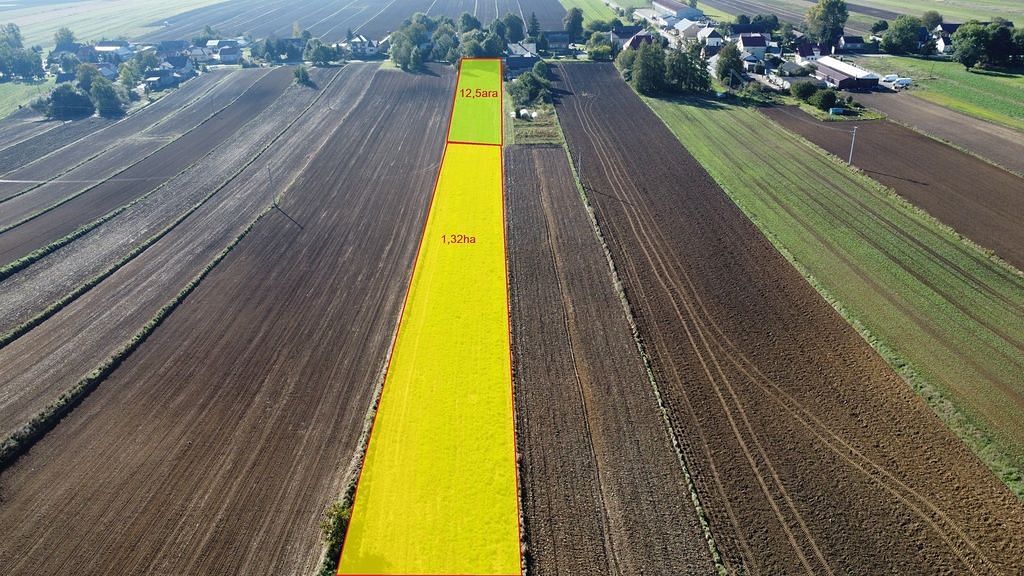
top-left (448, 58), bottom-right (503, 145)
top-left (337, 59), bottom-right (518, 575)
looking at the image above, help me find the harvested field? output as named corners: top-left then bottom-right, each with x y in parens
top-left (0, 67), bottom-right (291, 267)
top-left (0, 65), bottom-right (370, 446)
top-left (0, 64), bottom-right (452, 575)
top-left (763, 106), bottom-right (1024, 270)
top-left (554, 62), bottom-right (1024, 574)
top-left (144, 0), bottom-right (564, 43)
top-left (852, 90), bottom-right (1024, 176)
top-left (699, 0), bottom-right (872, 35)
top-left (506, 144), bottom-right (713, 574)
top-left (0, 117), bottom-right (114, 174)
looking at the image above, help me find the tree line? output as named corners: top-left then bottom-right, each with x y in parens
top-left (616, 41), bottom-right (711, 96)
top-left (388, 12), bottom-right (529, 70)
top-left (0, 23), bottom-right (43, 80)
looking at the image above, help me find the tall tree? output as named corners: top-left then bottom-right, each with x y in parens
top-left (881, 15), bottom-right (923, 55)
top-left (47, 83), bottom-right (93, 118)
top-left (90, 76), bottom-right (124, 117)
top-left (921, 10), bottom-right (942, 32)
top-left (54, 26), bottom-right (76, 50)
top-left (985, 21), bottom-right (1014, 66)
top-left (2, 23), bottom-right (23, 48)
top-left (716, 41), bottom-right (743, 83)
top-left (489, 18), bottom-right (507, 40)
top-left (632, 41), bottom-right (665, 95)
top-left (527, 12), bottom-right (541, 38)
top-left (805, 0), bottom-right (848, 46)
top-left (504, 13), bottom-right (525, 43)
top-left (458, 12), bottom-right (481, 33)
top-left (564, 7), bottom-right (584, 42)
top-left (951, 21), bottom-right (988, 69)
top-left (870, 19), bottom-right (888, 34)
top-left (76, 62), bottom-right (99, 92)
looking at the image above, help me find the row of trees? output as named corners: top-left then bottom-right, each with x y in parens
top-left (33, 74), bottom-right (129, 118)
top-left (1, 23), bottom-right (43, 80)
top-left (616, 41), bottom-right (711, 96)
top-left (389, 11), bottom-right (532, 70)
top-left (951, 20), bottom-right (1024, 69)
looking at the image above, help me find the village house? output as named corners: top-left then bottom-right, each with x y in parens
top-left (736, 33), bottom-right (767, 59)
top-left (838, 35), bottom-right (867, 51)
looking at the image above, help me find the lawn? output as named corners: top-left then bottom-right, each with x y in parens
top-left (0, 77), bottom-right (54, 119)
top-left (0, 0), bottom-right (225, 47)
top-left (852, 55), bottom-right (1024, 132)
top-left (643, 94), bottom-right (1024, 496)
top-left (843, 0), bottom-right (1024, 24)
top-left (559, 0), bottom-right (617, 22)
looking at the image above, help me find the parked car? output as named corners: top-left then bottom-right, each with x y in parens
top-left (893, 77), bottom-right (913, 88)
top-left (882, 74), bottom-right (899, 83)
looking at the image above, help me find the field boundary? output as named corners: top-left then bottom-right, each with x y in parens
top-left (549, 84), bottom-right (727, 574)
top-left (0, 66), bottom-right (351, 351)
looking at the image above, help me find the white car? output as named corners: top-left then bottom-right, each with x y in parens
top-left (893, 77), bottom-right (913, 88)
top-left (882, 74), bottom-right (899, 83)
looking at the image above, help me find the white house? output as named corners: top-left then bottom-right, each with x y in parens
top-left (697, 27), bottom-right (724, 48)
top-left (673, 19), bottom-right (703, 39)
top-left (736, 33), bottom-right (767, 59)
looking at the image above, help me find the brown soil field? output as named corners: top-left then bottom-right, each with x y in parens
top-left (852, 90), bottom-right (1024, 176)
top-left (0, 117), bottom-right (115, 174)
top-left (763, 106), bottom-right (1024, 271)
top-left (0, 64), bottom-right (452, 575)
top-left (700, 0), bottom-right (871, 35)
top-left (0, 65), bottom-right (371, 444)
top-left (554, 62), bottom-right (1024, 574)
top-left (145, 0), bottom-right (564, 43)
top-left (0, 67), bottom-right (290, 266)
top-left (506, 144), bottom-right (713, 574)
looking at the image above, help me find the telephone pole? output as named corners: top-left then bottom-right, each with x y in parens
top-left (848, 126), bottom-right (857, 165)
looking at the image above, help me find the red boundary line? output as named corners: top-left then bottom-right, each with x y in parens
top-left (447, 139), bottom-right (502, 147)
top-left (336, 57), bottom-right (521, 576)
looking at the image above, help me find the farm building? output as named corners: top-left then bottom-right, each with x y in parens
top-left (812, 56), bottom-right (879, 90)
top-left (542, 31), bottom-right (572, 54)
top-left (652, 0), bottom-right (703, 20)
top-left (838, 35), bottom-right (867, 51)
top-left (674, 19), bottom-right (703, 38)
top-left (505, 43), bottom-right (539, 77)
top-left (634, 8), bottom-right (677, 29)
top-left (602, 25), bottom-right (644, 48)
top-left (215, 46), bottom-right (240, 64)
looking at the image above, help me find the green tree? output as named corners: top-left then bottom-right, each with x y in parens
top-left (615, 47), bottom-right (637, 79)
top-left (527, 12), bottom-right (541, 38)
top-left (564, 7), bottom-right (584, 43)
top-left (459, 12), bottom-right (481, 33)
top-left (292, 21), bottom-right (303, 38)
top-left (951, 21), bottom-right (988, 69)
top-left (461, 38), bottom-right (484, 57)
top-left (482, 31), bottom-right (503, 56)
top-left (47, 83), bottom-right (93, 118)
top-left (409, 45), bottom-right (423, 69)
top-left (735, 14), bottom-right (750, 25)
top-left (58, 52), bottom-right (79, 74)
top-left (504, 13), bottom-right (525, 43)
top-left (985, 21), bottom-right (1014, 66)
top-left (532, 59), bottom-right (549, 79)
top-left (805, 0), bottom-right (848, 47)
top-left (1013, 28), bottom-right (1024, 64)
top-left (90, 76), bottom-right (125, 116)
top-left (489, 18), bottom-right (507, 40)
top-left (294, 64), bottom-right (312, 85)
top-left (431, 24), bottom-right (458, 61)
top-left (870, 19), bottom-right (888, 35)
top-left (118, 61), bottom-right (141, 88)
top-left (2, 23), bottom-right (23, 48)
top-left (304, 38), bottom-right (336, 65)
top-left (790, 81), bottom-right (818, 100)
top-left (135, 50), bottom-right (160, 71)
top-left (632, 41), bottom-right (665, 95)
top-left (808, 87), bottom-right (838, 110)
top-left (76, 63), bottom-right (99, 92)
top-left (881, 15), bottom-right (923, 55)
top-left (716, 41), bottom-right (743, 83)
top-left (921, 10), bottom-right (942, 32)
top-left (54, 26), bottom-right (76, 50)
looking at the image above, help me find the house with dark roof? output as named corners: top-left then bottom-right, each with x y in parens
top-left (623, 30), bottom-right (656, 51)
top-left (737, 33), bottom-right (767, 59)
top-left (541, 31), bottom-right (571, 54)
top-left (157, 40), bottom-right (190, 56)
top-left (838, 35), bottom-right (867, 51)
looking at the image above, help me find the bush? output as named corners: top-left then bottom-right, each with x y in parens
top-left (790, 81), bottom-right (818, 100)
top-left (294, 65), bottom-right (311, 85)
top-left (808, 87), bottom-right (838, 110)
top-left (531, 59), bottom-right (549, 80)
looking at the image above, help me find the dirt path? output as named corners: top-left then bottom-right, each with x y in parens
top-left (554, 62), bottom-right (1024, 575)
top-left (853, 90), bottom-right (1024, 176)
top-left (507, 144), bottom-right (713, 575)
top-left (0, 65), bottom-right (453, 575)
top-left (763, 105), bottom-right (1024, 271)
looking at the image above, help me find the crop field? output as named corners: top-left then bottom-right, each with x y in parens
top-left (763, 106), bottom-right (1024, 269)
top-left (644, 91), bottom-right (1024, 490)
top-left (0, 63), bottom-right (455, 574)
top-left (554, 62), bottom-right (1024, 574)
top-left (145, 0), bottom-right (565, 43)
top-left (851, 90), bottom-right (1024, 176)
top-left (852, 56), bottom-right (1024, 133)
top-left (698, 0), bottom-right (875, 36)
top-left (506, 144), bottom-right (714, 574)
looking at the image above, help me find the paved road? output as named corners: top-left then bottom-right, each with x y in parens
top-left (853, 90), bottom-right (1024, 176)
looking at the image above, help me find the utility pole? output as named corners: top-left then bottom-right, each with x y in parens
top-left (848, 126), bottom-right (857, 165)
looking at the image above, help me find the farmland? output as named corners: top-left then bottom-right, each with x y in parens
top-left (145, 0), bottom-right (566, 43)
top-left (506, 144), bottom-right (714, 574)
top-left (554, 62), bottom-right (1024, 573)
top-left (852, 55), bottom-right (1024, 133)
top-left (763, 106), bottom-right (1024, 270)
top-left (0, 63), bottom-right (454, 574)
top-left (642, 90), bottom-right (1024, 493)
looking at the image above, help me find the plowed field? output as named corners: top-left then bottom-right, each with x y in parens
top-left (553, 62), bottom-right (1024, 574)
top-left (0, 64), bottom-right (453, 575)
top-left (762, 106), bottom-right (1024, 271)
top-left (506, 144), bottom-right (713, 574)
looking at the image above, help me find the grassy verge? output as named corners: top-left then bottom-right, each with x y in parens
top-left (0, 205), bottom-right (270, 470)
top-left (641, 92), bottom-right (1024, 498)
top-left (851, 55), bottom-right (1024, 132)
top-left (778, 94), bottom-right (887, 121)
top-left (549, 100), bottom-right (727, 575)
top-left (0, 78), bottom-right (54, 119)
